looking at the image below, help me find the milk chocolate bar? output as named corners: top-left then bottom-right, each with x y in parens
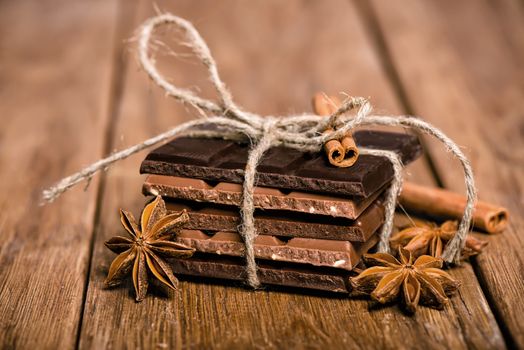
top-left (176, 230), bottom-right (378, 270)
top-left (144, 175), bottom-right (384, 219)
top-left (170, 255), bottom-right (351, 293)
top-left (140, 130), bottom-right (422, 197)
top-left (166, 200), bottom-right (384, 241)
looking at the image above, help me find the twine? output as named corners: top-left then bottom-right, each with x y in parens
top-left (42, 13), bottom-right (477, 285)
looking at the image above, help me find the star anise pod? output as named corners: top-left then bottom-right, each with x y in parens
top-left (350, 248), bottom-right (460, 313)
top-left (104, 196), bottom-right (195, 301)
top-left (390, 220), bottom-right (488, 259)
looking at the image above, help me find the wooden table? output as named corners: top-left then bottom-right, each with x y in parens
top-left (1, 1), bottom-right (523, 349)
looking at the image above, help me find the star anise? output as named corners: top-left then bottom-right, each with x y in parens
top-left (350, 248), bottom-right (460, 313)
top-left (390, 220), bottom-right (488, 259)
top-left (104, 196), bottom-right (195, 301)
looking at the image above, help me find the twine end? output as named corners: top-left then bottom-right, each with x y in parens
top-left (40, 188), bottom-right (59, 206)
top-left (441, 238), bottom-right (463, 265)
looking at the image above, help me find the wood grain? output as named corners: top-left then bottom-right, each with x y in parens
top-left (0, 0), bottom-right (519, 348)
top-left (76, 1), bottom-right (504, 349)
top-left (0, 0), bottom-right (119, 348)
top-left (368, 0), bottom-right (524, 347)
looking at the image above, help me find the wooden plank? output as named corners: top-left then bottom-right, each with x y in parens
top-left (0, 0), bottom-right (119, 349)
top-left (368, 0), bottom-right (524, 347)
top-left (78, 0), bottom-right (503, 348)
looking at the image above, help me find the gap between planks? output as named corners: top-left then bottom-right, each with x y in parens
top-left (351, 0), bottom-right (445, 189)
top-left (74, 0), bottom-right (141, 348)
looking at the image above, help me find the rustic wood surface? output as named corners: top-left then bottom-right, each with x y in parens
top-left (0, 0), bottom-right (522, 349)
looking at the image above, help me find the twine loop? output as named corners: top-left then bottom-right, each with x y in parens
top-left (43, 14), bottom-right (477, 285)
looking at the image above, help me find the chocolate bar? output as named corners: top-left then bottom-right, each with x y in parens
top-left (144, 175), bottom-right (384, 219)
top-left (140, 130), bottom-right (422, 197)
top-left (176, 230), bottom-right (378, 270)
top-left (170, 255), bottom-right (351, 293)
top-left (166, 200), bottom-right (384, 241)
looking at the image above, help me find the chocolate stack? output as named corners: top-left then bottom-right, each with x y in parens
top-left (139, 130), bottom-right (422, 293)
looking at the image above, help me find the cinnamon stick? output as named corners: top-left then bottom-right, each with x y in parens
top-left (399, 182), bottom-right (509, 234)
top-left (312, 93), bottom-right (359, 167)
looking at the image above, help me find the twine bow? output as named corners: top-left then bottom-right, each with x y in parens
top-left (43, 14), bottom-right (477, 287)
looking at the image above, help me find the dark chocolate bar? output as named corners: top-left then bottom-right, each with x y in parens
top-left (171, 255), bottom-right (351, 293)
top-left (140, 130), bottom-right (422, 197)
top-left (144, 175), bottom-right (384, 219)
top-left (166, 200), bottom-right (384, 242)
top-left (176, 230), bottom-right (378, 270)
